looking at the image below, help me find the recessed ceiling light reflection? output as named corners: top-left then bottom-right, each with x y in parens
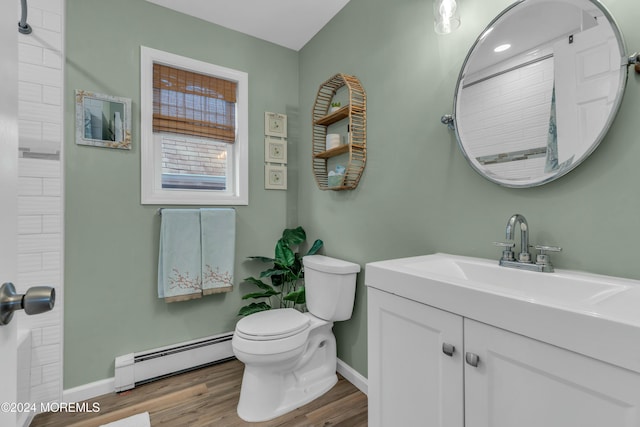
top-left (480, 27), bottom-right (494, 40)
top-left (494, 43), bottom-right (511, 53)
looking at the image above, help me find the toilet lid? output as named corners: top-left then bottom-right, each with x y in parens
top-left (236, 308), bottom-right (310, 340)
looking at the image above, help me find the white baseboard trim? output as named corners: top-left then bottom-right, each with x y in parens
top-left (63, 377), bottom-right (114, 403)
top-left (337, 358), bottom-right (368, 396)
top-left (64, 358), bottom-right (368, 403)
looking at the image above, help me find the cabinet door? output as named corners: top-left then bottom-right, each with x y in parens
top-left (368, 288), bottom-right (463, 427)
top-left (464, 319), bottom-right (640, 427)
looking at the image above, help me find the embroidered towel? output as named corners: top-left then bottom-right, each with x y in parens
top-left (158, 209), bottom-right (203, 302)
top-left (201, 208), bottom-right (235, 295)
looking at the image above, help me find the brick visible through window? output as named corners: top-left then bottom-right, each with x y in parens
top-left (160, 133), bottom-right (229, 190)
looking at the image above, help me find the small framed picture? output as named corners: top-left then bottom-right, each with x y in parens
top-left (265, 112), bottom-right (287, 138)
top-left (75, 90), bottom-right (132, 150)
top-left (264, 138), bottom-right (287, 164)
top-left (265, 164), bottom-right (287, 190)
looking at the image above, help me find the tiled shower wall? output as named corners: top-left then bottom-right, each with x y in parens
top-left (17, 0), bottom-right (64, 404)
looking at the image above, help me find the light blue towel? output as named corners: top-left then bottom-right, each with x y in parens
top-left (158, 208), bottom-right (235, 302)
top-left (201, 208), bottom-right (235, 294)
top-left (158, 209), bottom-right (203, 302)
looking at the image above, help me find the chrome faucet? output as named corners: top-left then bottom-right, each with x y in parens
top-left (506, 214), bottom-right (531, 263)
top-left (494, 214), bottom-right (562, 273)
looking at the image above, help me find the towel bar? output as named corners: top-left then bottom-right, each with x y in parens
top-left (156, 207), bottom-right (236, 216)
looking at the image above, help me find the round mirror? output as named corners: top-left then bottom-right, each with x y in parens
top-left (453, 0), bottom-right (629, 187)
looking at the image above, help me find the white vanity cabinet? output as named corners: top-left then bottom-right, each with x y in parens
top-left (368, 288), bottom-right (463, 427)
top-left (368, 287), bottom-right (640, 427)
top-left (464, 318), bottom-right (640, 427)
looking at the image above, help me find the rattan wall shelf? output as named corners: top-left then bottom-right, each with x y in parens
top-left (312, 73), bottom-right (366, 191)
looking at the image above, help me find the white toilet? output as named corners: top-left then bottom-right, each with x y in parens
top-left (232, 254), bottom-right (360, 422)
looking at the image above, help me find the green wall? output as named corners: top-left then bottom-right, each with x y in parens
top-left (66, 0), bottom-right (640, 389)
top-left (298, 0), bottom-right (640, 377)
top-left (65, 0), bottom-right (299, 388)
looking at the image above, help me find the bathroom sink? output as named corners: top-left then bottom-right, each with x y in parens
top-left (398, 253), bottom-right (628, 305)
top-left (366, 253), bottom-right (640, 373)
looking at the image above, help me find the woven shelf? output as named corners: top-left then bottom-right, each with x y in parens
top-left (314, 105), bottom-right (350, 126)
top-left (312, 74), bottom-right (366, 191)
top-left (313, 143), bottom-right (366, 159)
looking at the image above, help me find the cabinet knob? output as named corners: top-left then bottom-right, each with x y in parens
top-left (465, 352), bottom-right (480, 367)
top-left (442, 342), bottom-right (455, 357)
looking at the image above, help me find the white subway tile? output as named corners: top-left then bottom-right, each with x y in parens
top-left (42, 86), bottom-right (61, 106)
top-left (18, 0), bottom-right (64, 404)
top-left (18, 233), bottom-right (61, 254)
top-left (20, 309), bottom-right (61, 330)
top-left (19, 195), bottom-right (60, 215)
top-left (30, 366), bottom-right (43, 387)
top-left (18, 28), bottom-right (62, 53)
top-left (19, 62), bottom-right (62, 87)
top-left (19, 215), bottom-right (43, 234)
top-left (23, 7), bottom-right (44, 28)
top-left (41, 363), bottom-right (61, 384)
top-left (42, 12), bottom-right (62, 33)
top-left (31, 344), bottom-right (60, 367)
top-left (18, 82), bottom-right (43, 103)
top-left (30, 0), bottom-right (62, 14)
top-left (31, 380), bottom-right (61, 404)
top-left (18, 43), bottom-right (43, 66)
top-left (31, 328), bottom-right (43, 347)
top-left (18, 177), bottom-right (43, 196)
top-left (43, 178), bottom-right (61, 196)
top-left (19, 158), bottom-right (61, 178)
top-left (21, 304), bottom-right (62, 329)
top-left (19, 119), bottom-right (43, 142)
top-left (42, 326), bottom-right (61, 346)
top-left (18, 253), bottom-right (43, 273)
top-left (19, 100), bottom-right (61, 124)
top-left (42, 215), bottom-right (61, 233)
top-left (43, 48), bottom-right (62, 70)
top-left (42, 122), bottom-right (62, 143)
top-left (18, 270), bottom-right (61, 289)
top-left (42, 252), bottom-right (61, 271)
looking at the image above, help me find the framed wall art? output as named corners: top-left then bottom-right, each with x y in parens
top-left (264, 112), bottom-right (287, 138)
top-left (264, 137), bottom-right (287, 164)
top-left (75, 90), bottom-right (132, 150)
top-left (264, 164), bottom-right (287, 190)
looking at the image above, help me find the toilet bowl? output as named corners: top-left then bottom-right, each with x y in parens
top-left (232, 255), bottom-right (360, 422)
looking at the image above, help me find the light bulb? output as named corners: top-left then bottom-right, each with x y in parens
top-left (434, 0), bottom-right (461, 35)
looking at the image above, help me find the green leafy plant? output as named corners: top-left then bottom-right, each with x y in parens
top-left (331, 102), bottom-right (341, 108)
top-left (238, 226), bottom-right (323, 316)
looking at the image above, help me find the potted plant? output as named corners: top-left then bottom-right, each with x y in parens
top-left (329, 102), bottom-right (341, 113)
top-left (238, 226), bottom-right (323, 316)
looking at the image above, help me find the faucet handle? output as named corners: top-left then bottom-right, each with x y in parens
top-left (493, 241), bottom-right (515, 261)
top-left (534, 245), bottom-right (562, 265)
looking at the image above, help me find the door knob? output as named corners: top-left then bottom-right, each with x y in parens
top-left (0, 282), bottom-right (55, 325)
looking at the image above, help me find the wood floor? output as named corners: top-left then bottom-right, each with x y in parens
top-left (30, 359), bottom-right (368, 427)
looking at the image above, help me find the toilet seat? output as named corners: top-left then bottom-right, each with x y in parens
top-left (236, 308), bottom-right (310, 340)
top-left (233, 309), bottom-right (312, 356)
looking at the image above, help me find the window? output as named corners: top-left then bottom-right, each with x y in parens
top-left (141, 47), bottom-right (248, 205)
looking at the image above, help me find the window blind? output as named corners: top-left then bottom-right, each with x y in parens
top-left (153, 63), bottom-right (237, 143)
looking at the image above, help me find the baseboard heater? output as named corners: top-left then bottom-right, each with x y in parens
top-left (114, 331), bottom-right (235, 392)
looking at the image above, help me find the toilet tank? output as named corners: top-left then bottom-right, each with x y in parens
top-left (303, 255), bottom-right (360, 321)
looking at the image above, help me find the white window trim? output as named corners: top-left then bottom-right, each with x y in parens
top-left (140, 46), bottom-right (248, 205)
